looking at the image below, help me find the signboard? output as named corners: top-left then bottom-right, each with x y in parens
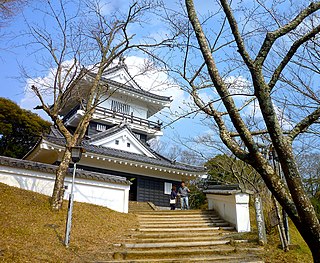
top-left (268, 209), bottom-right (280, 227)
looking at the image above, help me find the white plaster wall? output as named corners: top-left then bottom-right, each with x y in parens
top-left (0, 165), bottom-right (130, 213)
top-left (64, 177), bottom-right (129, 213)
top-left (207, 194), bottom-right (237, 226)
top-left (100, 95), bottom-right (148, 119)
top-left (207, 193), bottom-right (250, 232)
top-left (235, 194), bottom-right (251, 232)
top-left (96, 135), bottom-right (142, 154)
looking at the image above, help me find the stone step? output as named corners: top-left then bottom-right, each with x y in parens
top-left (136, 210), bottom-right (216, 215)
top-left (138, 217), bottom-right (223, 223)
top-left (136, 212), bottom-right (218, 217)
top-left (137, 215), bottom-right (220, 220)
top-left (123, 240), bottom-right (231, 249)
top-left (97, 254), bottom-right (264, 263)
top-left (139, 222), bottom-right (230, 228)
top-left (138, 221), bottom-right (227, 226)
top-left (112, 246), bottom-right (264, 260)
top-left (128, 231), bottom-right (230, 239)
top-left (139, 226), bottom-right (235, 232)
top-left (123, 235), bottom-right (230, 243)
top-left (111, 209), bottom-right (263, 262)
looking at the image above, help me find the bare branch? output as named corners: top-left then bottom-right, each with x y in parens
top-left (219, 0), bottom-right (254, 68)
top-left (288, 107), bottom-right (320, 141)
top-left (255, 2), bottom-right (320, 66)
top-left (269, 24), bottom-right (320, 90)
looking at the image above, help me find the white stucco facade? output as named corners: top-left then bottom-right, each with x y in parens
top-left (100, 95), bottom-right (149, 119)
top-left (206, 192), bottom-right (251, 232)
top-left (0, 164), bottom-right (130, 213)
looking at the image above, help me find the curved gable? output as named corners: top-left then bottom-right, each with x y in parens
top-left (90, 127), bottom-right (156, 158)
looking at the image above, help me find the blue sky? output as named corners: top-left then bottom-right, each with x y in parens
top-left (1, 0), bottom-right (319, 159)
top-left (0, 0), bottom-right (213, 155)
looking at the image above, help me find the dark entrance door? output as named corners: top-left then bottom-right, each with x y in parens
top-left (128, 177), bottom-right (137, 201)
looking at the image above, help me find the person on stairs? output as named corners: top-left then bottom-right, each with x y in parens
top-left (178, 181), bottom-right (190, 210)
top-left (170, 186), bottom-right (177, 210)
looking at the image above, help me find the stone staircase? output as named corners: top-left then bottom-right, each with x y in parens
top-left (100, 210), bottom-right (264, 263)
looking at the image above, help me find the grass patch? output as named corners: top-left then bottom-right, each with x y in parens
top-left (0, 183), bottom-right (138, 262)
top-left (247, 204), bottom-right (313, 263)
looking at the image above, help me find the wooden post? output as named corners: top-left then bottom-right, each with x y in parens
top-left (254, 194), bottom-right (267, 245)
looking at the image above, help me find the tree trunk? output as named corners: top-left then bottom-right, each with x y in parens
top-left (51, 147), bottom-right (72, 211)
top-left (50, 112), bottom-right (93, 211)
top-left (254, 194), bottom-right (267, 245)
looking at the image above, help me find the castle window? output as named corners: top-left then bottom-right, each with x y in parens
top-left (96, 124), bottom-right (106, 132)
top-left (115, 140), bottom-right (119, 145)
top-left (111, 100), bottom-right (131, 115)
top-left (127, 142), bottom-right (131, 148)
top-left (164, 182), bottom-right (172, 195)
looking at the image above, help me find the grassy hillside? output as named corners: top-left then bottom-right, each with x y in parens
top-left (263, 223), bottom-right (313, 263)
top-left (248, 206), bottom-right (313, 263)
top-left (0, 183), bottom-right (138, 262)
top-left (0, 182), bottom-right (314, 262)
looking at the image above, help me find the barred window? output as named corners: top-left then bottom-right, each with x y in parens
top-left (111, 100), bottom-right (131, 115)
top-left (96, 124), bottom-right (106, 132)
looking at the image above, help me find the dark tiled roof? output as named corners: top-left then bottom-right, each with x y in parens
top-left (88, 123), bottom-right (129, 143)
top-left (0, 155), bottom-right (130, 185)
top-left (103, 63), bottom-right (144, 91)
top-left (49, 126), bottom-right (64, 138)
top-left (106, 78), bottom-right (172, 102)
top-left (87, 71), bottom-right (172, 102)
top-left (44, 136), bottom-right (206, 173)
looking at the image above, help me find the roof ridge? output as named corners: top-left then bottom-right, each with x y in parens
top-left (87, 70), bottom-right (171, 101)
top-left (104, 78), bottom-right (171, 101)
top-left (88, 124), bottom-right (128, 142)
top-left (102, 57), bottom-right (144, 91)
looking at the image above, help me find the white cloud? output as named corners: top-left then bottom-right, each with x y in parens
top-left (19, 56), bottom-right (189, 123)
top-left (99, 0), bottom-right (128, 15)
top-left (124, 56), bottom-right (188, 115)
top-left (20, 84), bottom-right (52, 121)
top-left (20, 59), bottom-right (80, 121)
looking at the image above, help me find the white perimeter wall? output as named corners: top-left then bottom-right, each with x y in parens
top-left (207, 193), bottom-right (250, 232)
top-left (0, 165), bottom-right (130, 213)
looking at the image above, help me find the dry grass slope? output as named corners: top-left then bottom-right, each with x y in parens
top-left (0, 183), bottom-right (138, 262)
top-left (246, 204), bottom-right (313, 263)
top-left (0, 182), bottom-right (315, 263)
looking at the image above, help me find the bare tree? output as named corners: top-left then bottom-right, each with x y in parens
top-left (153, 0), bottom-right (320, 260)
top-left (0, 0), bottom-right (26, 24)
top-left (25, 0), bottom-right (174, 210)
top-left (297, 153), bottom-right (320, 196)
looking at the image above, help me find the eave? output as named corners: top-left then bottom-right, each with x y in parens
top-left (36, 138), bottom-right (206, 177)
